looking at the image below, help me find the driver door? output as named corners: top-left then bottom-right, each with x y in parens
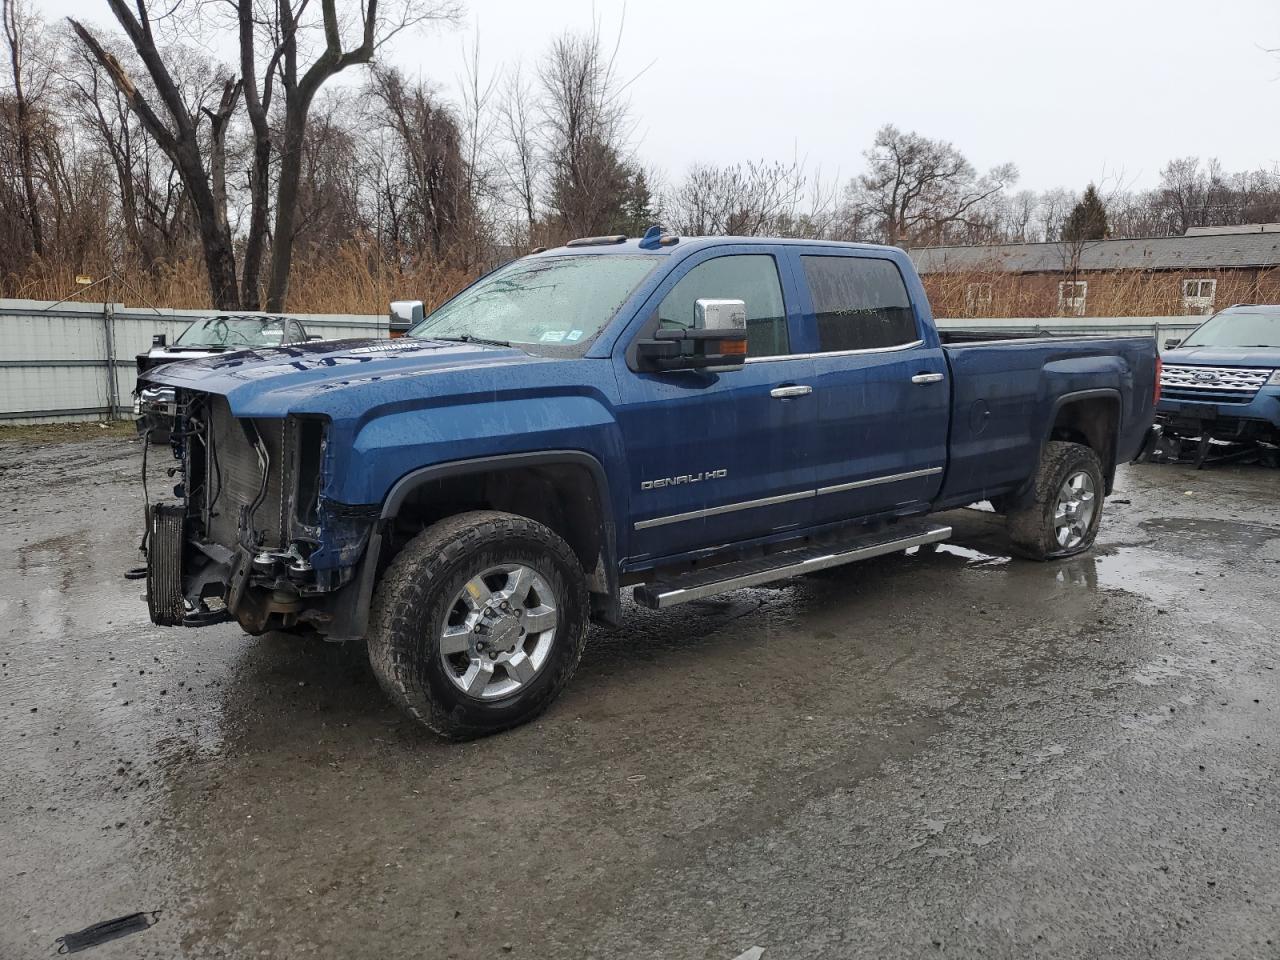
top-left (613, 250), bottom-right (817, 562)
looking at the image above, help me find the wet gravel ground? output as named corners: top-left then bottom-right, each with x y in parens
top-left (1, 436), bottom-right (1278, 960)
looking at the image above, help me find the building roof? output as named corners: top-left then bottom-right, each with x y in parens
top-left (909, 228), bottom-right (1280, 275)
top-left (1184, 223), bottom-right (1280, 236)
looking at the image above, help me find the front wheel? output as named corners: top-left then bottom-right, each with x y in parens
top-left (1006, 440), bottom-right (1105, 560)
top-left (367, 511), bottom-right (589, 739)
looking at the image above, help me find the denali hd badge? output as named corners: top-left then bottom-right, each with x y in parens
top-left (641, 469), bottom-right (728, 490)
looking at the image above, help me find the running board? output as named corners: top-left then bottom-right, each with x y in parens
top-left (633, 521), bottom-right (952, 610)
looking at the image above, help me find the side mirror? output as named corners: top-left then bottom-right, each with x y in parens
top-left (636, 298), bottom-right (748, 373)
top-left (151, 333), bottom-right (167, 348)
top-left (1163, 338), bottom-right (1182, 350)
top-left (389, 299), bottom-right (424, 339)
top-left (307, 335), bottom-right (324, 342)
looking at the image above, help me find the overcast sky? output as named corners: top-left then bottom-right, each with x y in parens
top-left (47, 0), bottom-right (1280, 193)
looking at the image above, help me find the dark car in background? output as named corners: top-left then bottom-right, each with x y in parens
top-left (1157, 304), bottom-right (1280, 462)
top-left (135, 314), bottom-right (317, 440)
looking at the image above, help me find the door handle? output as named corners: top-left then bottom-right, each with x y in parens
top-left (911, 373), bottom-right (945, 384)
top-left (770, 384), bottom-right (813, 399)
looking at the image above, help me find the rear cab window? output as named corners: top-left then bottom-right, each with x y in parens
top-left (800, 255), bottom-right (919, 352)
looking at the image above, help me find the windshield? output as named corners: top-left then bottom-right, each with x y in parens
top-left (175, 316), bottom-right (286, 348)
top-left (1182, 308), bottom-right (1280, 348)
top-left (410, 254), bottom-right (660, 351)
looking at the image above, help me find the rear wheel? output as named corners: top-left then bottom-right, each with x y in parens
top-left (367, 510), bottom-right (588, 739)
top-left (1006, 441), bottom-right (1105, 560)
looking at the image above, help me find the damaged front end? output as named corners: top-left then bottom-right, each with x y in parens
top-left (144, 390), bottom-right (378, 639)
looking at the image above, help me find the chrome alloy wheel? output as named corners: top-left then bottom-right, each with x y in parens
top-left (438, 564), bottom-right (559, 700)
top-left (1053, 470), bottom-right (1097, 549)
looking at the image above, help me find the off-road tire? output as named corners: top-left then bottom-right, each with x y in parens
top-left (1006, 441), bottom-right (1105, 560)
top-left (367, 510), bottom-right (589, 739)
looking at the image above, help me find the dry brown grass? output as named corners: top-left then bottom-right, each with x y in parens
top-left (282, 246), bottom-right (473, 315)
top-left (0, 244), bottom-right (476, 315)
top-left (924, 268), bottom-right (1280, 318)
top-left (12, 248), bottom-right (1276, 320)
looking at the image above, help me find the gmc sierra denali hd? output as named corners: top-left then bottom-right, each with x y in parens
top-left (139, 230), bottom-right (1160, 738)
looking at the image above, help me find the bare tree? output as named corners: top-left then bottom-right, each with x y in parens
top-left (1157, 157), bottom-right (1235, 234)
top-left (369, 66), bottom-right (469, 259)
top-left (234, 0), bottom-right (461, 309)
top-left (453, 30), bottom-right (498, 268)
top-left (1007, 189), bottom-right (1041, 241)
top-left (68, 3), bottom-right (242, 307)
top-left (496, 63), bottom-right (541, 243)
top-left (62, 33), bottom-right (204, 269)
top-left (291, 94), bottom-right (368, 255)
top-left (1036, 187), bottom-right (1078, 242)
top-left (1160, 157), bottom-right (1207, 235)
top-left (853, 124), bottom-right (1016, 246)
top-left (666, 160), bottom-right (810, 237)
top-left (69, 0), bottom-right (461, 310)
top-left (538, 22), bottom-right (639, 238)
top-left (1, 0), bottom-right (48, 256)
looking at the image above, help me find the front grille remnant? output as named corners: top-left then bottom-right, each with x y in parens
top-left (147, 503), bottom-right (186, 625)
top-left (1160, 364), bottom-right (1272, 404)
top-left (204, 396), bottom-right (289, 550)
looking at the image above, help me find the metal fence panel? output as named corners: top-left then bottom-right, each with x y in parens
top-left (0, 299), bottom-right (1204, 424)
top-left (0, 300), bottom-right (390, 423)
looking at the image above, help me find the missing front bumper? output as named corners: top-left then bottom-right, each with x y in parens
top-left (144, 498), bottom-right (374, 636)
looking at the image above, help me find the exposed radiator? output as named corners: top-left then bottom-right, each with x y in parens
top-left (204, 396), bottom-right (289, 550)
top-left (147, 503), bottom-right (186, 625)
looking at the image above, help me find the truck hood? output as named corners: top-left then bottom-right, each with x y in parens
top-left (146, 346), bottom-right (225, 360)
top-left (139, 337), bottom-right (554, 416)
top-left (1163, 345), bottom-right (1280, 367)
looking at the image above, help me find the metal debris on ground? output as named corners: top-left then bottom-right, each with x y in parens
top-left (1146, 432), bottom-right (1279, 470)
top-left (55, 911), bottom-right (159, 954)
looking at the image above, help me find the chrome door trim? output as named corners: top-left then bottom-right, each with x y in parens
top-left (633, 465), bottom-right (945, 530)
top-left (744, 339), bottom-right (924, 364)
top-left (634, 488), bottom-right (816, 531)
top-left (815, 466), bottom-right (943, 497)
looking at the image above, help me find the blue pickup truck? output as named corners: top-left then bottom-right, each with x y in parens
top-left (1156, 304), bottom-right (1280, 462)
top-left (140, 232), bottom-right (1159, 737)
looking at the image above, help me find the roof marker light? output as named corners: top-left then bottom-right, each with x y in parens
top-left (638, 225), bottom-right (664, 249)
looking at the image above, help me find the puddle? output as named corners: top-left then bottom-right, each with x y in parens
top-left (933, 543), bottom-right (1012, 567)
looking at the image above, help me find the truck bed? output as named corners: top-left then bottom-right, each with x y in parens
top-left (936, 334), bottom-right (1159, 509)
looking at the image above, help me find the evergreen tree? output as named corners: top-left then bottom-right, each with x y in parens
top-left (617, 168), bottom-right (654, 236)
top-left (1061, 184), bottom-right (1108, 242)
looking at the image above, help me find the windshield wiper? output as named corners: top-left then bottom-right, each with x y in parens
top-left (430, 334), bottom-right (512, 348)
